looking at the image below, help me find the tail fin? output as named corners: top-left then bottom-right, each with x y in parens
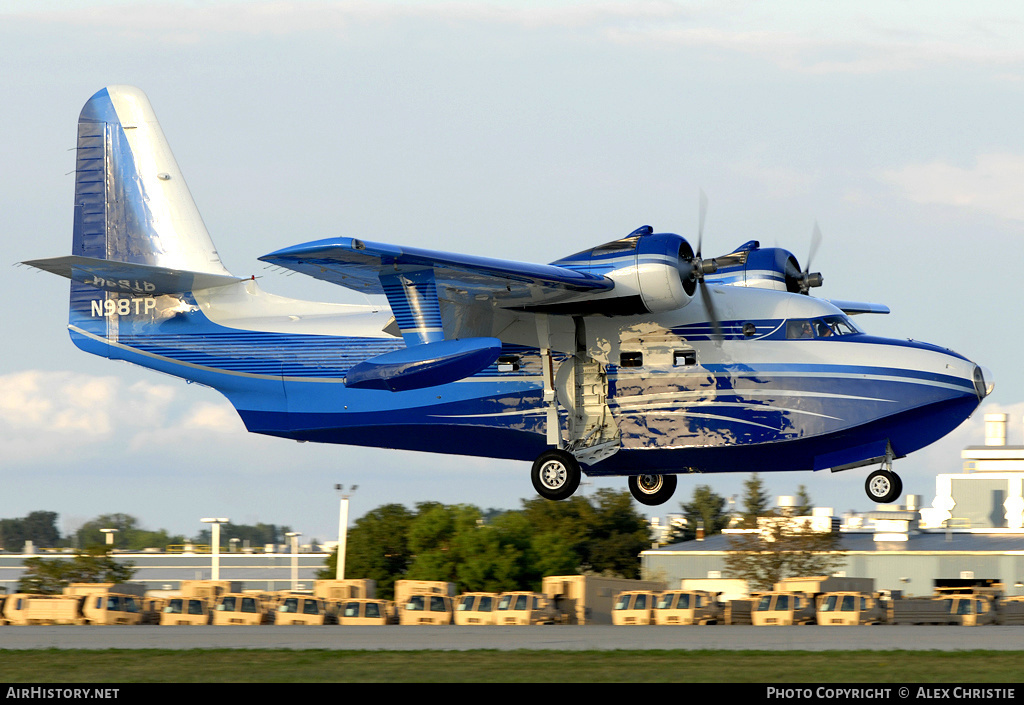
top-left (24, 86), bottom-right (240, 354)
top-left (72, 85), bottom-right (229, 274)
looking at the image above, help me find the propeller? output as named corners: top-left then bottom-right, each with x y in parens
top-left (786, 221), bottom-right (824, 294)
top-left (688, 189), bottom-right (723, 342)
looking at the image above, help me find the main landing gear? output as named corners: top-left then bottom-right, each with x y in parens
top-left (628, 474), bottom-right (678, 506)
top-left (531, 449), bottom-right (581, 501)
top-left (530, 449), bottom-right (679, 506)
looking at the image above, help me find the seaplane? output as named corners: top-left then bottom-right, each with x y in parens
top-left (23, 86), bottom-right (993, 507)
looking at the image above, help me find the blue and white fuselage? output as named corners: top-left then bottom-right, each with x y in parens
top-left (25, 86), bottom-right (991, 506)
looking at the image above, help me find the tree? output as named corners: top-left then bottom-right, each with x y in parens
top-left (0, 511), bottom-right (61, 550)
top-left (739, 474), bottom-right (772, 528)
top-left (322, 504), bottom-right (415, 599)
top-left (194, 521), bottom-right (291, 550)
top-left (723, 517), bottom-right (845, 591)
top-left (794, 485), bottom-right (814, 516)
top-left (672, 485), bottom-right (728, 542)
top-left (17, 546), bottom-right (136, 594)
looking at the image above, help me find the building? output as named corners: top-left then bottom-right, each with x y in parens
top-left (641, 414), bottom-right (1024, 596)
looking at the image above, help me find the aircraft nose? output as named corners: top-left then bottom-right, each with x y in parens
top-left (974, 365), bottom-right (995, 399)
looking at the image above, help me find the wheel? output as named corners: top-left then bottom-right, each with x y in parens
top-left (531, 449), bottom-right (581, 501)
top-left (628, 473), bottom-right (678, 506)
top-left (865, 469), bottom-right (902, 504)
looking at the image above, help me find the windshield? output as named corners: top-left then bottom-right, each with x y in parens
top-left (786, 315), bottom-right (861, 339)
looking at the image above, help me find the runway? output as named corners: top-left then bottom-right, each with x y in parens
top-left (2, 625), bottom-right (1023, 651)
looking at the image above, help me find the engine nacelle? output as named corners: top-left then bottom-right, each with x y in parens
top-left (554, 227), bottom-right (697, 314)
top-left (628, 230), bottom-right (697, 313)
top-left (709, 240), bottom-right (822, 294)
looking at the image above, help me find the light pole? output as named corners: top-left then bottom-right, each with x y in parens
top-left (100, 528), bottom-right (118, 547)
top-left (285, 531), bottom-right (302, 591)
top-left (335, 484), bottom-right (358, 580)
top-left (201, 518), bottom-right (230, 581)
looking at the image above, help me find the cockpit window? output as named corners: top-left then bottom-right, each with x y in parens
top-left (786, 315), bottom-right (860, 339)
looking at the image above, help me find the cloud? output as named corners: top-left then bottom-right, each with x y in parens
top-left (880, 153), bottom-right (1024, 221)
top-left (0, 370), bottom-right (243, 463)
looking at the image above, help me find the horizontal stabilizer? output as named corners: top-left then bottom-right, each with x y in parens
top-left (345, 337), bottom-right (503, 392)
top-left (22, 255), bottom-right (243, 295)
top-left (826, 300), bottom-right (890, 315)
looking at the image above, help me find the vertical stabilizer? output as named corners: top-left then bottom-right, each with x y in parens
top-left (73, 85), bottom-right (230, 274)
top-left (66, 86), bottom-right (237, 350)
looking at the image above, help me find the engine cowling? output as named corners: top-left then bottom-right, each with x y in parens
top-left (553, 227), bottom-right (697, 314)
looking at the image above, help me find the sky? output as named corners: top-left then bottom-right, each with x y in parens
top-left (2, 0), bottom-right (1023, 545)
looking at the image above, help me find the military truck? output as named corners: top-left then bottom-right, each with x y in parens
top-left (399, 593), bottom-right (453, 625)
top-left (314, 579), bottom-right (376, 601)
top-left (275, 594), bottom-right (337, 625)
top-left (494, 591), bottom-right (565, 625)
top-left (815, 592), bottom-right (888, 625)
top-left (454, 592), bottom-right (498, 626)
top-left (211, 593), bottom-right (273, 625)
top-left (541, 575), bottom-right (666, 625)
top-left (653, 590), bottom-right (722, 625)
top-left (995, 596), bottom-right (1024, 625)
top-left (4, 594), bottom-right (87, 625)
top-left (611, 590), bottom-right (659, 625)
top-left (751, 591), bottom-right (817, 626)
top-left (160, 596), bottom-right (211, 625)
top-left (338, 598), bottom-right (397, 625)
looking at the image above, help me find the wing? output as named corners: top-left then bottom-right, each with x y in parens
top-left (258, 237), bottom-right (613, 308)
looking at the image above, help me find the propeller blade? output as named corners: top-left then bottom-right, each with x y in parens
top-left (806, 221), bottom-right (822, 274)
top-left (697, 189), bottom-right (708, 258)
top-left (700, 279), bottom-right (724, 343)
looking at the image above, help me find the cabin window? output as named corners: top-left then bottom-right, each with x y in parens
top-left (497, 355), bottom-right (520, 372)
top-left (408, 595), bottom-right (425, 611)
top-left (620, 352), bottom-right (643, 368)
top-left (673, 350), bottom-right (696, 367)
top-left (498, 595), bottom-right (512, 610)
top-left (820, 595), bottom-right (837, 612)
top-left (634, 594), bottom-right (647, 610)
top-left (776, 595), bottom-right (789, 611)
top-left (457, 597), bottom-right (473, 611)
top-left (514, 595), bottom-right (528, 611)
top-left (678, 593), bottom-right (690, 609)
top-left (841, 596), bottom-right (856, 612)
top-left (478, 596), bottom-right (492, 611)
top-left (366, 603), bottom-right (381, 619)
top-left (430, 596), bottom-right (448, 612)
top-left (614, 595), bottom-right (631, 610)
top-left (344, 602), bottom-right (360, 617)
top-left (241, 597), bottom-right (258, 613)
top-left (219, 597), bottom-right (236, 611)
top-left (188, 600), bottom-right (204, 615)
top-left (755, 595), bottom-right (772, 611)
top-left (656, 594), bottom-right (675, 609)
top-left (303, 599), bottom-right (321, 615)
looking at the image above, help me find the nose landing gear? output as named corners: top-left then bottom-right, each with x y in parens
top-left (864, 450), bottom-right (903, 504)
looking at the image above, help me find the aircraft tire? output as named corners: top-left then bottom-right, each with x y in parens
top-left (531, 449), bottom-right (581, 501)
top-left (628, 474), bottom-right (678, 506)
top-left (865, 469), bottom-right (902, 504)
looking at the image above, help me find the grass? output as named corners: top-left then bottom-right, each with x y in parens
top-left (0, 649), bottom-right (1022, 683)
